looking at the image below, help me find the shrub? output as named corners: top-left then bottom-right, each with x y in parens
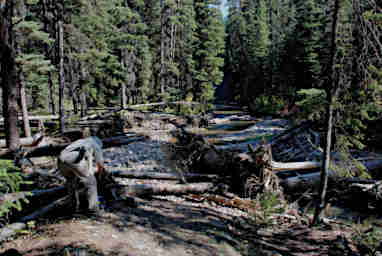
top-left (0, 160), bottom-right (30, 220)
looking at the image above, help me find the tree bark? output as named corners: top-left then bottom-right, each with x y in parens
top-left (58, 0), bottom-right (65, 134)
top-left (312, 0), bottom-right (341, 225)
top-left (19, 71), bottom-right (31, 137)
top-left (0, 1), bottom-right (20, 151)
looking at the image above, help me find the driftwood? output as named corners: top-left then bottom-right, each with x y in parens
top-left (111, 170), bottom-right (218, 182)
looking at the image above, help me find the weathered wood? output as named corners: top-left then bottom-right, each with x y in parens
top-left (111, 170), bottom-right (218, 182)
top-left (280, 159), bottom-right (382, 192)
top-left (0, 222), bottom-right (26, 242)
top-left (0, 136), bottom-right (145, 159)
top-left (0, 115), bottom-right (59, 123)
top-left (0, 133), bottom-right (45, 148)
top-left (117, 182), bottom-right (214, 197)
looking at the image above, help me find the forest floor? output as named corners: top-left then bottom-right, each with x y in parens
top-left (0, 112), bottom-right (363, 255)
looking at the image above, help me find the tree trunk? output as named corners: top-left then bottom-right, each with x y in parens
top-left (19, 71), bottom-right (31, 138)
top-left (0, 1), bottom-right (20, 151)
top-left (121, 82), bottom-right (127, 109)
top-left (79, 69), bottom-right (88, 118)
top-left (42, 0), bottom-right (56, 115)
top-left (312, 0), bottom-right (340, 225)
top-left (58, 1), bottom-right (65, 134)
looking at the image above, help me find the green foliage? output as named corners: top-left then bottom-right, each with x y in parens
top-left (0, 160), bottom-right (30, 219)
top-left (249, 95), bottom-right (286, 115)
top-left (295, 88), bottom-right (326, 120)
top-left (352, 220), bottom-right (382, 255)
top-left (250, 192), bottom-right (285, 228)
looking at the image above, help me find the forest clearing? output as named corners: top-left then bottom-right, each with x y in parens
top-left (0, 0), bottom-right (381, 255)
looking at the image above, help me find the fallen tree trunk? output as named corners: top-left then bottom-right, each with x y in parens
top-left (111, 170), bottom-right (218, 182)
top-left (279, 159), bottom-right (382, 192)
top-left (0, 115), bottom-right (59, 123)
top-left (116, 182), bottom-right (214, 198)
top-left (8, 182), bottom-right (213, 223)
top-left (0, 136), bottom-right (145, 159)
top-left (17, 194), bottom-right (71, 223)
top-left (0, 186), bottom-right (66, 209)
top-left (0, 133), bottom-right (45, 148)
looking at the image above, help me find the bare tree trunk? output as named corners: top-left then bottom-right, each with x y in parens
top-left (19, 71), bottom-right (31, 137)
top-left (79, 66), bottom-right (88, 118)
top-left (0, 1), bottom-right (20, 151)
top-left (48, 72), bottom-right (56, 115)
top-left (42, 0), bottom-right (56, 115)
top-left (312, 0), bottom-right (340, 225)
top-left (58, 0), bottom-right (65, 134)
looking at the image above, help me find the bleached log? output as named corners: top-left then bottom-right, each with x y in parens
top-left (111, 170), bottom-right (218, 182)
top-left (117, 182), bottom-right (214, 198)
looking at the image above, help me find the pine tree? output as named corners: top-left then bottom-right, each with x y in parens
top-left (292, 0), bottom-right (324, 91)
top-left (193, 0), bottom-right (225, 108)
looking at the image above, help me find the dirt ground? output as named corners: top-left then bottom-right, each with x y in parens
top-left (0, 195), bottom-right (357, 256)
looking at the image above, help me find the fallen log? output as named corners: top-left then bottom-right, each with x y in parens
top-left (17, 194), bottom-right (71, 223)
top-left (7, 182), bottom-right (213, 222)
top-left (0, 133), bottom-right (45, 148)
top-left (0, 222), bottom-right (26, 242)
top-left (116, 182), bottom-right (214, 198)
top-left (279, 158), bottom-right (382, 192)
top-left (0, 115), bottom-right (59, 123)
top-left (0, 135), bottom-right (145, 159)
top-left (111, 170), bottom-right (218, 182)
top-left (0, 186), bottom-right (66, 209)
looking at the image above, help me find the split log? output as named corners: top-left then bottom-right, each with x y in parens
top-left (0, 222), bottom-right (26, 242)
top-left (111, 170), bottom-right (218, 182)
top-left (116, 182), bottom-right (214, 198)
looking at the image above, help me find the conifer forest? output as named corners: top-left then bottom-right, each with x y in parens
top-left (0, 0), bottom-right (382, 255)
